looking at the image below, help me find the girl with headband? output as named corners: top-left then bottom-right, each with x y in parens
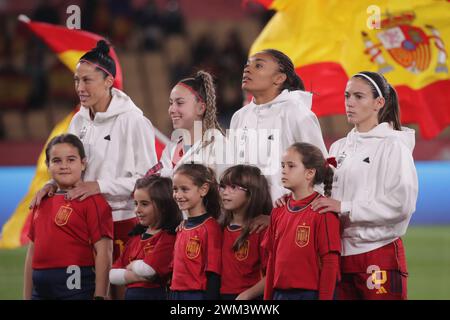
top-left (160, 70), bottom-right (226, 179)
top-left (310, 71), bottom-right (418, 300)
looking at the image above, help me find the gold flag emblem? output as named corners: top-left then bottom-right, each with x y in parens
top-left (54, 205), bottom-right (73, 226)
top-left (295, 225), bottom-right (310, 248)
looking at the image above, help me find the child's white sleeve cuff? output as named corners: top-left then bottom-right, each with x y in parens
top-left (109, 269), bottom-right (126, 285)
top-left (131, 260), bottom-right (156, 278)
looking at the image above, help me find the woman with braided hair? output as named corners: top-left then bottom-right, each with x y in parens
top-left (230, 49), bottom-right (327, 202)
top-left (161, 70), bottom-right (227, 179)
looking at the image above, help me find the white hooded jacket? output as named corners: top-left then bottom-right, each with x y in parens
top-left (68, 88), bottom-right (158, 221)
top-left (229, 89), bottom-right (327, 201)
top-left (330, 122), bottom-right (418, 256)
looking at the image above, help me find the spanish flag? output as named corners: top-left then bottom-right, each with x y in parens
top-left (249, 0), bottom-right (450, 139)
top-left (0, 17), bottom-right (167, 248)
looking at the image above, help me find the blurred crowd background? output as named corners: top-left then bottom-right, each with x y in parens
top-left (0, 0), bottom-right (449, 166)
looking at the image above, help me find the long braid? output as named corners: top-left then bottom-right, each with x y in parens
top-left (196, 71), bottom-right (225, 138)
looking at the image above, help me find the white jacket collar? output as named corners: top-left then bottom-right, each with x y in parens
top-left (348, 122), bottom-right (416, 151)
top-left (248, 89), bottom-right (312, 111)
top-left (78, 88), bottom-right (142, 123)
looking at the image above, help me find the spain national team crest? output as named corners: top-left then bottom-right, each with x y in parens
top-left (143, 243), bottom-right (155, 256)
top-left (235, 240), bottom-right (250, 261)
top-left (362, 11), bottom-right (448, 74)
top-left (186, 236), bottom-right (201, 259)
top-left (54, 205), bottom-right (72, 226)
top-left (295, 224), bottom-right (310, 248)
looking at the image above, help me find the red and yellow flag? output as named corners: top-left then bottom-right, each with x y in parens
top-left (249, 0), bottom-right (450, 139)
top-left (0, 17), bottom-right (167, 248)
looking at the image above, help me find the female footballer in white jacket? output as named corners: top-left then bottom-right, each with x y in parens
top-left (230, 49), bottom-right (327, 201)
top-left (311, 71), bottom-right (418, 300)
top-left (30, 40), bottom-right (158, 299)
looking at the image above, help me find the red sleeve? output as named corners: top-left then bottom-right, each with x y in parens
top-left (143, 232), bottom-right (176, 278)
top-left (86, 195), bottom-right (114, 244)
top-left (317, 212), bottom-right (341, 257)
top-left (318, 252), bottom-right (339, 300)
top-left (263, 209), bottom-right (278, 300)
top-left (112, 237), bottom-right (134, 268)
top-left (258, 228), bottom-right (269, 274)
top-left (27, 209), bottom-right (36, 241)
top-left (205, 220), bottom-right (222, 275)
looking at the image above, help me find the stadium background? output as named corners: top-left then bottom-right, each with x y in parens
top-left (0, 0), bottom-right (449, 299)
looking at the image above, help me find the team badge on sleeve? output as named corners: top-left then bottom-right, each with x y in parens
top-left (186, 236), bottom-right (201, 259)
top-left (295, 224), bottom-right (310, 248)
top-left (54, 205), bottom-right (73, 226)
top-left (234, 240), bottom-right (250, 261)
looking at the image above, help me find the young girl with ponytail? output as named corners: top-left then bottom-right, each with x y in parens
top-left (161, 71), bottom-right (226, 179)
top-left (230, 49), bottom-right (327, 201)
top-left (264, 142), bottom-right (341, 300)
top-left (311, 71), bottom-right (418, 300)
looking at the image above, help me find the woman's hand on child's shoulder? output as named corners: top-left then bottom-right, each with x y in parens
top-left (274, 193), bottom-right (290, 208)
top-left (310, 197), bottom-right (341, 214)
top-left (175, 219), bottom-right (186, 232)
top-left (66, 181), bottom-right (101, 201)
top-left (249, 215), bottom-right (270, 234)
top-left (29, 182), bottom-right (57, 208)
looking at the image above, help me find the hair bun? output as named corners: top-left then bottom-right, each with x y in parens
top-left (95, 40), bottom-right (110, 55)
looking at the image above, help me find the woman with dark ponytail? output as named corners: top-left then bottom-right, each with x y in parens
top-left (161, 70), bottom-right (226, 179)
top-left (30, 40), bottom-right (159, 294)
top-left (264, 142), bottom-right (340, 300)
top-left (311, 71), bottom-right (418, 300)
top-left (230, 49), bottom-right (327, 202)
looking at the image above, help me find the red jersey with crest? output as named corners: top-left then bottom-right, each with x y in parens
top-left (170, 216), bottom-right (222, 291)
top-left (264, 192), bottom-right (341, 292)
top-left (113, 230), bottom-right (176, 289)
top-left (28, 193), bottom-right (113, 269)
top-left (220, 225), bottom-right (268, 295)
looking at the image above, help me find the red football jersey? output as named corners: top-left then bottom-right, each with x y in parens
top-left (170, 217), bottom-right (222, 291)
top-left (264, 192), bottom-right (341, 292)
top-left (220, 225), bottom-right (268, 295)
top-left (113, 230), bottom-right (176, 289)
top-left (28, 193), bottom-right (113, 269)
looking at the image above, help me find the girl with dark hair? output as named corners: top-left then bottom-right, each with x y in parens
top-left (31, 40), bottom-right (158, 267)
top-left (161, 70), bottom-right (226, 179)
top-left (311, 71), bottom-right (418, 300)
top-left (24, 134), bottom-right (113, 300)
top-left (170, 164), bottom-right (222, 300)
top-left (264, 142), bottom-right (340, 300)
top-left (230, 49), bottom-right (327, 201)
top-left (219, 165), bottom-right (272, 300)
top-left (109, 176), bottom-right (182, 300)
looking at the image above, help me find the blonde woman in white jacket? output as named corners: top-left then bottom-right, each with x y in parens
top-left (311, 71), bottom-right (418, 300)
top-left (30, 41), bottom-right (158, 299)
top-left (230, 49), bottom-right (327, 202)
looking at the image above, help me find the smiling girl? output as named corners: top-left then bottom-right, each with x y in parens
top-left (24, 134), bottom-right (113, 300)
top-left (170, 164), bottom-right (222, 300)
top-left (109, 175), bottom-right (182, 300)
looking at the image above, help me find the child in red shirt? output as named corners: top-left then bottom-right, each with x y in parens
top-left (109, 175), bottom-right (182, 299)
top-left (219, 165), bottom-right (271, 300)
top-left (23, 134), bottom-right (113, 300)
top-left (170, 164), bottom-right (222, 300)
top-left (264, 142), bottom-right (341, 300)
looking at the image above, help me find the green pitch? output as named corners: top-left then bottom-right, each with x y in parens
top-left (0, 225), bottom-right (449, 300)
